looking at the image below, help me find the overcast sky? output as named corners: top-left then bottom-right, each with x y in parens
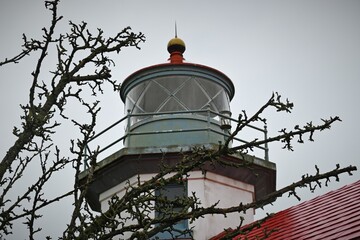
top-left (1, 1), bottom-right (360, 238)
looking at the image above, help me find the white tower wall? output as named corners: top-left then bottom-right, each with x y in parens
top-left (99, 172), bottom-right (255, 240)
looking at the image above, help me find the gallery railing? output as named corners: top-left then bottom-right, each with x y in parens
top-left (83, 109), bottom-right (269, 170)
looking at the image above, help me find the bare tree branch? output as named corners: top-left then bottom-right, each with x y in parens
top-left (0, 1), bottom-right (356, 239)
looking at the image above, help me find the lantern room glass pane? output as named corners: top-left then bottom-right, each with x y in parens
top-left (126, 81), bottom-right (148, 113)
top-left (175, 80), bottom-right (208, 110)
top-left (124, 75), bottom-right (231, 125)
top-left (154, 76), bottom-right (188, 92)
top-left (136, 82), bottom-right (168, 113)
top-left (197, 78), bottom-right (222, 98)
top-left (158, 98), bottom-right (187, 112)
top-left (211, 89), bottom-right (230, 112)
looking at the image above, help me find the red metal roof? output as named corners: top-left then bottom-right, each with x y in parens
top-left (211, 180), bottom-right (360, 240)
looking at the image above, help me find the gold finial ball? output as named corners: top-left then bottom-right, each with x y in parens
top-left (167, 37), bottom-right (186, 54)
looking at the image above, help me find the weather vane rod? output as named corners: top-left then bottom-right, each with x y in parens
top-left (175, 21), bottom-right (178, 38)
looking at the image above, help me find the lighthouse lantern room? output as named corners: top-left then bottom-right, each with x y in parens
top-left (120, 37), bottom-right (234, 148)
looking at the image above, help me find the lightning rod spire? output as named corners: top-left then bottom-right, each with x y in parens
top-left (175, 21), bottom-right (178, 38)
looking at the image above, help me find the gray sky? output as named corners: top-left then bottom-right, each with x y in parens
top-left (1, 0), bottom-right (360, 238)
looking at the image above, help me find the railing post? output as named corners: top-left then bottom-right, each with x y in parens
top-left (207, 105), bottom-right (211, 138)
top-left (264, 123), bottom-right (269, 161)
top-left (220, 110), bottom-right (232, 144)
top-left (126, 109), bottom-right (131, 147)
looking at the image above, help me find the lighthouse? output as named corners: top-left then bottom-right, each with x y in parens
top-left (80, 35), bottom-right (276, 239)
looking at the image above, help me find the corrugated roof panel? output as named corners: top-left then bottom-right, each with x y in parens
top-left (211, 180), bottom-right (360, 240)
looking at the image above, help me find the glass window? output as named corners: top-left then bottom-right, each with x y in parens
top-left (154, 76), bottom-right (188, 93)
top-left (153, 183), bottom-right (191, 239)
top-left (136, 82), bottom-right (168, 113)
top-left (197, 78), bottom-right (222, 98)
top-left (158, 98), bottom-right (187, 112)
top-left (125, 81), bottom-right (148, 113)
top-left (210, 89), bottom-right (230, 112)
top-left (175, 79), bottom-right (209, 110)
top-left (124, 75), bottom-right (231, 125)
